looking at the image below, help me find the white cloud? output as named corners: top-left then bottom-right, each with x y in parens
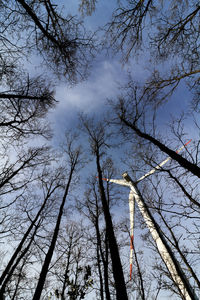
top-left (48, 56), bottom-right (148, 145)
top-left (53, 59), bottom-right (127, 118)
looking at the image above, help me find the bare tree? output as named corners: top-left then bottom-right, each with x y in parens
top-left (104, 0), bottom-right (199, 104)
top-left (0, 75), bottom-right (56, 141)
top-left (108, 83), bottom-right (200, 179)
top-left (0, 0), bottom-right (94, 83)
top-left (80, 115), bottom-right (128, 300)
top-left (0, 166), bottom-right (62, 297)
top-left (140, 170), bottom-right (200, 298)
top-left (79, 173), bottom-right (113, 300)
top-left (44, 222), bottom-right (93, 300)
top-left (32, 135), bottom-right (83, 300)
top-left (80, 0), bottom-right (199, 108)
top-left (0, 146), bottom-right (52, 242)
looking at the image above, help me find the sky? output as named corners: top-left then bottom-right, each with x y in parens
top-left (39, 0), bottom-right (195, 151)
top-left (45, 0), bottom-right (198, 278)
top-left (2, 1), bottom-right (199, 299)
top-left (42, 4), bottom-right (196, 299)
top-left (25, 0), bottom-right (151, 146)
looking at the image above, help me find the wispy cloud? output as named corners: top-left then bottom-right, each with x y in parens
top-left (56, 59), bottom-right (125, 111)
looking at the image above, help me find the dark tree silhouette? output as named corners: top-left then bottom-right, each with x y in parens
top-left (32, 136), bottom-right (82, 300)
top-left (0, 167), bottom-right (62, 296)
top-left (80, 116), bottom-right (128, 300)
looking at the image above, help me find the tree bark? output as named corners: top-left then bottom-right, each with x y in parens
top-left (32, 167), bottom-right (74, 300)
top-left (0, 183), bottom-right (58, 288)
top-left (120, 117), bottom-right (200, 179)
top-left (96, 149), bottom-right (128, 300)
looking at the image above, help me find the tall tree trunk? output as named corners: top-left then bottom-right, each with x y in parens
top-left (103, 231), bottom-right (111, 300)
top-left (120, 117), bottom-right (200, 179)
top-left (0, 184), bottom-right (58, 288)
top-left (61, 236), bottom-right (73, 300)
top-left (32, 168), bottom-right (74, 300)
top-left (0, 222), bottom-right (39, 298)
top-left (96, 149), bottom-right (128, 300)
top-left (96, 240), bottom-right (104, 300)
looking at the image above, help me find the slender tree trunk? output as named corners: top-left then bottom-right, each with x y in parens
top-left (96, 221), bottom-right (111, 300)
top-left (16, 0), bottom-right (60, 46)
top-left (134, 248), bottom-right (145, 300)
top-left (95, 218), bottom-right (104, 300)
top-left (32, 168), bottom-right (74, 300)
top-left (96, 149), bottom-right (128, 300)
top-left (120, 117), bottom-right (200, 179)
top-left (0, 222), bottom-right (39, 298)
top-left (103, 231), bottom-right (111, 300)
top-left (0, 185), bottom-right (57, 288)
top-left (10, 259), bottom-right (26, 300)
top-left (160, 213), bottom-right (200, 290)
top-left (61, 236), bottom-right (73, 300)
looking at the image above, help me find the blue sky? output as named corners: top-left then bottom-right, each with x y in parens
top-left (14, 1), bottom-right (199, 299)
top-left (43, 0), bottom-right (195, 149)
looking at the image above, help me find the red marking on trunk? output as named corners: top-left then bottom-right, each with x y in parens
top-left (130, 235), bottom-right (134, 249)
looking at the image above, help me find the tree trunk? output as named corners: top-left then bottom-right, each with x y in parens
top-left (32, 169), bottom-right (74, 300)
top-left (120, 117), bottom-right (200, 179)
top-left (96, 149), bottom-right (128, 300)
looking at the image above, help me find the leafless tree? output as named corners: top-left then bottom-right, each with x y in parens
top-left (32, 135), bottom-right (83, 300)
top-left (0, 75), bottom-right (56, 142)
top-left (44, 222), bottom-right (93, 300)
top-left (0, 165), bottom-right (63, 297)
top-left (81, 0), bottom-right (199, 108)
top-left (80, 115), bottom-right (128, 300)
top-left (0, 0), bottom-right (94, 83)
top-left (78, 172), bottom-right (113, 300)
top-left (108, 82), bottom-right (200, 179)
